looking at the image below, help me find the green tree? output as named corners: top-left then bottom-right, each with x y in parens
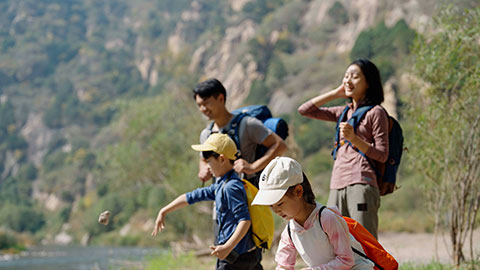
top-left (242, 0), bottom-right (286, 23)
top-left (0, 204), bottom-right (45, 233)
top-left (350, 20), bottom-right (416, 81)
top-left (406, 6), bottom-right (480, 265)
top-left (93, 90), bottom-right (212, 241)
top-left (328, 1), bottom-right (349, 25)
top-left (293, 112), bottom-right (335, 156)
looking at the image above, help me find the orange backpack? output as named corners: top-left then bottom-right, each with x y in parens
top-left (287, 206), bottom-right (398, 270)
top-left (324, 207), bottom-right (398, 270)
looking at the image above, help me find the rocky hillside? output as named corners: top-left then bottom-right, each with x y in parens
top-left (0, 0), bottom-right (475, 246)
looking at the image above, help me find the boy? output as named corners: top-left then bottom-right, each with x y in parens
top-left (152, 133), bottom-right (263, 270)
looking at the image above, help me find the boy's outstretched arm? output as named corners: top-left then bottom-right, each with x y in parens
top-left (210, 220), bottom-right (251, 260)
top-left (151, 194), bottom-right (188, 236)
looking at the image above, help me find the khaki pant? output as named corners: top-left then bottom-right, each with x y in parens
top-left (327, 184), bottom-right (380, 239)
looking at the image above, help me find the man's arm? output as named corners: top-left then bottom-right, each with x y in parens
top-left (233, 132), bottom-right (287, 175)
top-left (151, 194), bottom-right (188, 236)
top-left (209, 220), bottom-right (251, 260)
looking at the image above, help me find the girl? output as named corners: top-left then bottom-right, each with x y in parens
top-left (298, 59), bottom-right (389, 238)
top-left (252, 157), bottom-right (373, 269)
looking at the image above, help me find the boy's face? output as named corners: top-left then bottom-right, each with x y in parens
top-left (195, 94), bottom-right (224, 120)
top-left (205, 155), bottom-right (225, 178)
top-left (270, 186), bottom-right (303, 221)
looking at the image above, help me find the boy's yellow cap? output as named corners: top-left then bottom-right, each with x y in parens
top-left (191, 133), bottom-right (237, 160)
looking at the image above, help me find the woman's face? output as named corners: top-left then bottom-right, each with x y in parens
top-left (343, 64), bottom-right (368, 101)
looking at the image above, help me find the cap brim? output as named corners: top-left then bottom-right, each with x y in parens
top-left (251, 189), bottom-right (288, 206)
top-left (191, 144), bottom-right (215, 152)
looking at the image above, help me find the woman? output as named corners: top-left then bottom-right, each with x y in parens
top-left (298, 59), bottom-right (389, 238)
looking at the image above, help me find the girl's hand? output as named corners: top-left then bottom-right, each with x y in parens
top-left (339, 122), bottom-right (355, 141)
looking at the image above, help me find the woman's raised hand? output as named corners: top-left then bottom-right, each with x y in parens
top-left (334, 84), bottom-right (347, 99)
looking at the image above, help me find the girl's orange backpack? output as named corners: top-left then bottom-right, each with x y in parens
top-left (287, 206), bottom-right (398, 270)
top-left (323, 207), bottom-right (398, 270)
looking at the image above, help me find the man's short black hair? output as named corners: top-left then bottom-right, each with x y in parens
top-left (192, 78), bottom-right (227, 101)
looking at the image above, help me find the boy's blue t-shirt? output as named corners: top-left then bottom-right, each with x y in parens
top-left (185, 170), bottom-right (254, 254)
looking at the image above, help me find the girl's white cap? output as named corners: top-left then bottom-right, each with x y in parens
top-left (252, 157), bottom-right (303, 205)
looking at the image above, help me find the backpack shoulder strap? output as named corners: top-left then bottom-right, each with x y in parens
top-left (318, 205), bottom-right (327, 231)
top-left (333, 106), bottom-right (350, 160)
top-left (288, 205), bottom-right (327, 243)
top-left (224, 113), bottom-right (248, 155)
top-left (348, 105), bottom-right (374, 132)
top-left (287, 221), bottom-right (293, 245)
top-left (207, 121), bottom-right (215, 135)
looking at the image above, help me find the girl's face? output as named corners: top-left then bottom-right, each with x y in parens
top-left (270, 186), bottom-right (304, 221)
top-left (343, 64), bottom-right (368, 102)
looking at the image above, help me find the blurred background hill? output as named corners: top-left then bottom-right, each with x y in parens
top-left (0, 0), bottom-right (478, 251)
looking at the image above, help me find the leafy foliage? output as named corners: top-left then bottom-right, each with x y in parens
top-left (146, 251), bottom-right (215, 270)
top-left (0, 0), bottom-right (476, 250)
top-left (242, 0), bottom-right (288, 23)
top-left (292, 108), bottom-right (337, 156)
top-left (0, 204), bottom-right (45, 233)
top-left (82, 90), bottom-right (212, 242)
top-left (406, 6), bottom-right (480, 265)
top-left (350, 20), bottom-right (416, 81)
top-left (328, 1), bottom-right (349, 25)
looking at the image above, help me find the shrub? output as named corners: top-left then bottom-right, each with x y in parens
top-left (0, 204), bottom-right (45, 233)
top-left (350, 20), bottom-right (416, 81)
top-left (293, 113), bottom-right (336, 156)
top-left (328, 1), bottom-right (349, 25)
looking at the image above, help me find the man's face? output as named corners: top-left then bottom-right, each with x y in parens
top-left (195, 94), bottom-right (224, 120)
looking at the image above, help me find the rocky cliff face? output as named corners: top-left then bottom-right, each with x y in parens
top-left (8, 0), bottom-right (432, 189)
top-left (20, 113), bottom-right (53, 167)
top-left (170, 0), bottom-right (433, 116)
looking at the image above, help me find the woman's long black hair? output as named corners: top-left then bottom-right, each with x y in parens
top-left (350, 59), bottom-right (384, 106)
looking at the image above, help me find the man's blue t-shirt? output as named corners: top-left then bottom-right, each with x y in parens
top-left (185, 170), bottom-right (254, 254)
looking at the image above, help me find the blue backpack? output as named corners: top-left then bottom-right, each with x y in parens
top-left (210, 105), bottom-right (289, 160)
top-left (332, 105), bottom-right (404, 196)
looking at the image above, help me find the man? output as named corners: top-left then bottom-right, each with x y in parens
top-left (193, 78), bottom-right (287, 186)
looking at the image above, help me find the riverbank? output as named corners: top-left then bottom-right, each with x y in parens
top-left (2, 229), bottom-right (478, 270)
top-left (149, 229), bottom-right (480, 270)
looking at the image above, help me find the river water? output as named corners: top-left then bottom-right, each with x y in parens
top-left (0, 245), bottom-right (162, 270)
